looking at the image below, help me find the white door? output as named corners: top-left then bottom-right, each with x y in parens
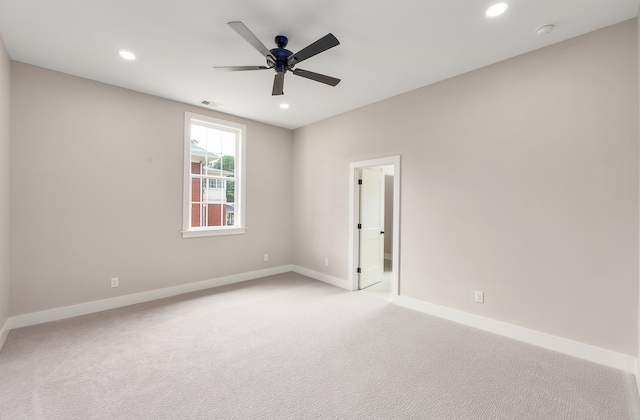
top-left (358, 167), bottom-right (385, 289)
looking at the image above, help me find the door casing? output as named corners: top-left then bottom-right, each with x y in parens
top-left (349, 156), bottom-right (401, 301)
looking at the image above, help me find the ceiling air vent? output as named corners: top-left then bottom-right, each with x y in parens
top-left (200, 100), bottom-right (220, 107)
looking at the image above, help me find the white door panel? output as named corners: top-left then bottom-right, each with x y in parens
top-left (358, 168), bottom-right (384, 289)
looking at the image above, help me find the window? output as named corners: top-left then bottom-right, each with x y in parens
top-left (183, 112), bottom-right (245, 237)
top-left (208, 179), bottom-right (225, 189)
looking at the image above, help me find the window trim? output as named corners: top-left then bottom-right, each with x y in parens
top-left (182, 112), bottom-right (246, 238)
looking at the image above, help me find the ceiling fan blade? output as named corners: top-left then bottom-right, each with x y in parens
top-left (287, 33), bottom-right (340, 66)
top-left (292, 68), bottom-right (340, 86)
top-left (227, 21), bottom-right (275, 62)
top-left (213, 66), bottom-right (270, 71)
top-left (272, 72), bottom-right (285, 95)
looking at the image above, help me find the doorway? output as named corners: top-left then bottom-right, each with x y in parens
top-left (348, 156), bottom-right (400, 302)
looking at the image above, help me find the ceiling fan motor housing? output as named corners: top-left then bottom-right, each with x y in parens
top-left (270, 36), bottom-right (293, 72)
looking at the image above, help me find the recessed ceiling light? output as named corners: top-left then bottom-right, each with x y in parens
top-left (118, 50), bottom-right (136, 61)
top-left (280, 103), bottom-right (290, 109)
top-left (486, 3), bottom-right (508, 17)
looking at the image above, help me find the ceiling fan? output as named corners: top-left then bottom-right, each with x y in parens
top-left (213, 21), bottom-right (341, 96)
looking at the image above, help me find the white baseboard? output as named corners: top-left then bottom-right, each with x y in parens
top-left (3, 266), bottom-right (637, 377)
top-left (398, 295), bottom-right (637, 374)
top-left (292, 265), bottom-right (351, 290)
top-left (0, 317), bottom-right (9, 351)
top-left (7, 265), bottom-right (293, 331)
top-left (636, 364), bottom-right (640, 397)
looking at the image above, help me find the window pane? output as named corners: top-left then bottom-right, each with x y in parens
top-left (190, 176), bottom-right (203, 228)
top-left (225, 180), bottom-right (235, 204)
top-left (184, 112), bottom-right (244, 236)
top-left (216, 154), bottom-right (235, 177)
top-left (224, 204), bottom-right (235, 227)
top-left (204, 203), bottom-right (225, 227)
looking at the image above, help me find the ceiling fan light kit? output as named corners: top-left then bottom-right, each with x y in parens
top-left (213, 21), bottom-right (341, 96)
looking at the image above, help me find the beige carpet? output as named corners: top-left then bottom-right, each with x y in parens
top-left (0, 272), bottom-right (638, 419)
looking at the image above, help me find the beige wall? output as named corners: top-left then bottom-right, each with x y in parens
top-left (0, 36), bottom-right (10, 328)
top-left (293, 20), bottom-right (639, 356)
top-left (637, 9), bottom-right (640, 369)
top-left (10, 63), bottom-right (293, 315)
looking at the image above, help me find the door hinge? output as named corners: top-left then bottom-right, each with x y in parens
top-left (358, 179), bottom-right (363, 185)
top-left (357, 223), bottom-right (362, 229)
top-left (357, 267), bottom-right (361, 273)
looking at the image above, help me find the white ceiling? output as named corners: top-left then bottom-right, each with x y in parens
top-left (0, 0), bottom-right (638, 130)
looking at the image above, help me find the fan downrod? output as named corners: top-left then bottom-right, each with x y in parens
top-left (275, 35), bottom-right (288, 48)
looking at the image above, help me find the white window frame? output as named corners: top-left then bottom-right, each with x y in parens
top-left (182, 112), bottom-right (246, 238)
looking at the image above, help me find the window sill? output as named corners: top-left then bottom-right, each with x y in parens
top-left (182, 227), bottom-right (246, 238)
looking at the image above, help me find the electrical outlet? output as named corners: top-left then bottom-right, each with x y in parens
top-left (474, 290), bottom-right (484, 304)
top-left (324, 258), bottom-right (329, 266)
top-left (264, 254), bottom-right (269, 262)
top-left (111, 277), bottom-right (119, 288)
